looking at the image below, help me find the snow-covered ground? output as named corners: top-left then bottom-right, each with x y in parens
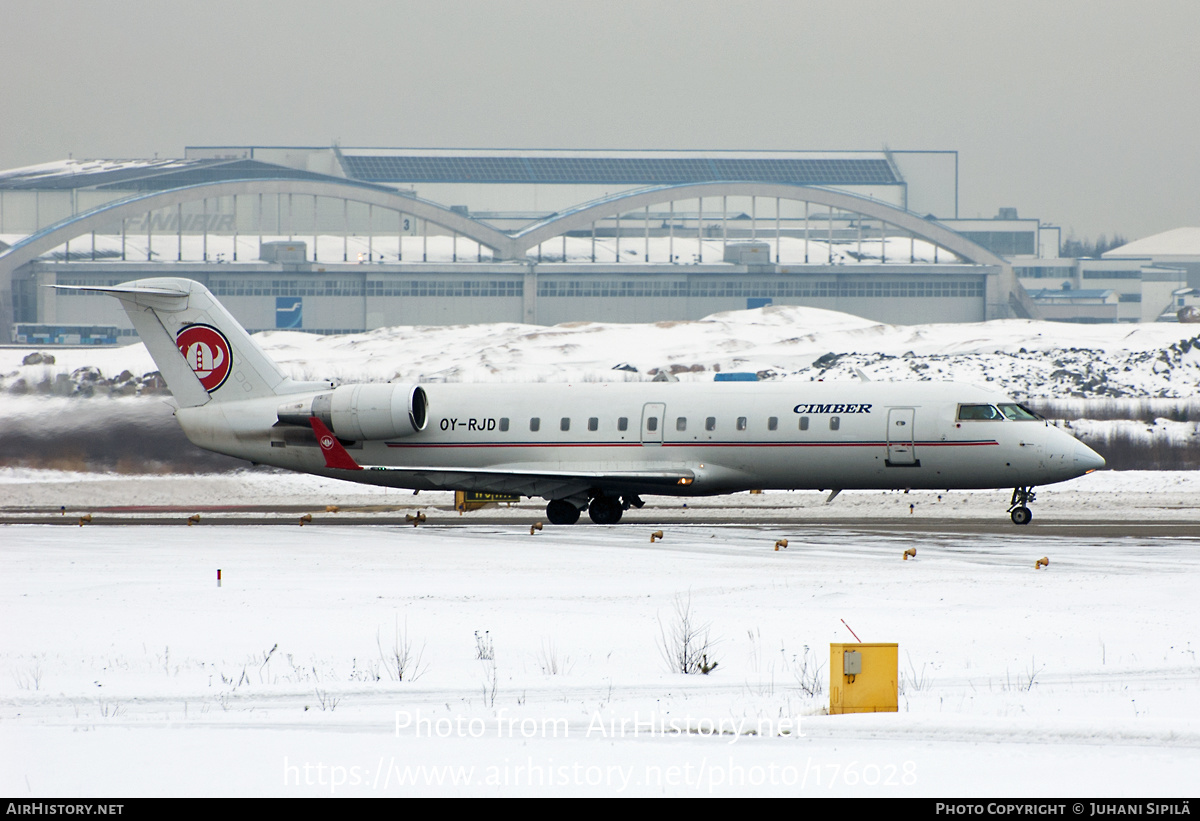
top-left (4, 301), bottom-right (1200, 399)
top-left (1, 470), bottom-right (1199, 796)
top-left (3, 297), bottom-right (1200, 795)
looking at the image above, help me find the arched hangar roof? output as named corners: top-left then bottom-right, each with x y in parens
top-left (0, 178), bottom-right (512, 274)
top-left (511, 182), bottom-right (1008, 268)
top-left (0, 176), bottom-right (1008, 269)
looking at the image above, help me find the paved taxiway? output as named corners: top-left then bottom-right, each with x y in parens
top-left (3, 504), bottom-right (1198, 537)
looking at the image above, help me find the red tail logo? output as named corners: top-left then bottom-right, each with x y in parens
top-left (309, 417), bottom-right (363, 471)
top-left (176, 324), bottom-right (232, 392)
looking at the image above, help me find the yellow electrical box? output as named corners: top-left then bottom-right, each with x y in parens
top-left (829, 643), bottom-right (898, 714)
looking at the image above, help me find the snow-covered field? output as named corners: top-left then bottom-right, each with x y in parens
top-left (5, 301), bottom-right (1200, 398)
top-left (2, 470), bottom-right (1200, 796)
top-left (3, 299), bottom-right (1200, 795)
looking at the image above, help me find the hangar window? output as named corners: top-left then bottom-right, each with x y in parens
top-left (499, 418), bottom-right (509, 432)
top-left (588, 417), bottom-right (599, 431)
top-left (768, 417), bottom-right (778, 431)
top-left (561, 417), bottom-right (571, 431)
top-left (799, 416), bottom-right (809, 431)
top-left (737, 417), bottom-right (748, 431)
top-left (957, 404), bottom-right (1003, 421)
top-left (676, 417), bottom-right (687, 432)
top-left (618, 417), bottom-right (629, 431)
top-left (530, 417), bottom-right (540, 432)
top-left (705, 417), bottom-right (716, 431)
top-left (830, 417), bottom-right (841, 431)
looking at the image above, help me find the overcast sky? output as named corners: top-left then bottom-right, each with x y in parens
top-left (3, 0), bottom-right (1197, 241)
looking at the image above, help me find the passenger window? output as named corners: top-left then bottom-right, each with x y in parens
top-left (768, 417), bottom-right (778, 431)
top-left (676, 417), bottom-right (687, 432)
top-left (618, 417), bottom-right (628, 431)
top-left (647, 417), bottom-right (658, 432)
top-left (958, 404), bottom-right (1002, 421)
top-left (588, 417), bottom-right (599, 431)
top-left (830, 416), bottom-right (840, 431)
top-left (530, 417), bottom-right (540, 432)
top-left (737, 417), bottom-right (747, 431)
top-left (499, 417), bottom-right (509, 432)
top-left (561, 417), bottom-right (571, 431)
top-left (799, 416), bottom-right (809, 431)
top-left (705, 417), bottom-right (716, 431)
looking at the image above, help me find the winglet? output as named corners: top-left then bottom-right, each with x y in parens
top-left (309, 417), bottom-right (363, 471)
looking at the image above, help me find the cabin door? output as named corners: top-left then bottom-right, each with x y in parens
top-left (641, 403), bottom-right (665, 446)
top-left (886, 407), bottom-right (918, 466)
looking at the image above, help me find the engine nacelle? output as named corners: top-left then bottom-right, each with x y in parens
top-left (278, 383), bottom-right (428, 440)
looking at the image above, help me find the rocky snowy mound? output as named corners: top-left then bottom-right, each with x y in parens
top-left (2, 304), bottom-right (1199, 400)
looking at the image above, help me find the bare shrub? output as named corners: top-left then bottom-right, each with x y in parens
top-left (537, 638), bottom-right (573, 676)
top-left (476, 631), bottom-right (498, 706)
top-left (474, 630), bottom-right (494, 661)
top-left (658, 593), bottom-right (719, 675)
top-left (788, 645), bottom-right (824, 697)
top-left (314, 688), bottom-right (340, 711)
top-left (378, 617), bottom-right (427, 683)
top-left (899, 652), bottom-right (933, 695)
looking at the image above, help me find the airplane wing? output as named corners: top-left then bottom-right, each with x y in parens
top-left (309, 416), bottom-right (693, 497)
top-left (361, 465), bottom-right (695, 496)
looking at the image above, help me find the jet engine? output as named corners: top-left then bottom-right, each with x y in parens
top-left (277, 383), bottom-right (428, 440)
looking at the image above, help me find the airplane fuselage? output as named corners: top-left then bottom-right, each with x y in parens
top-left (177, 379), bottom-right (1097, 498)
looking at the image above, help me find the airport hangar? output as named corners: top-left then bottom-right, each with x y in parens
top-left (0, 147), bottom-right (1053, 344)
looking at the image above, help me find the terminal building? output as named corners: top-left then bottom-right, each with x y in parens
top-left (0, 145), bottom-right (1170, 343)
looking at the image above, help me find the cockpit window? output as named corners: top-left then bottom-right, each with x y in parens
top-left (998, 403), bottom-right (1042, 421)
top-left (957, 404), bottom-right (1003, 421)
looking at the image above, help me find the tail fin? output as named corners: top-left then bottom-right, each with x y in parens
top-left (57, 277), bottom-right (302, 407)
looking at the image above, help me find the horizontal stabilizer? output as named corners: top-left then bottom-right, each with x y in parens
top-left (50, 282), bottom-right (189, 296)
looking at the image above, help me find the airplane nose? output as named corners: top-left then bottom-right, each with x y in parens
top-left (1074, 439), bottom-right (1105, 472)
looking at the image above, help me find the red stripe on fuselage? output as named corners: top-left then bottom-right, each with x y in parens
top-left (383, 440), bottom-right (999, 449)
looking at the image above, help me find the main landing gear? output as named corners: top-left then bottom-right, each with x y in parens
top-left (545, 492), bottom-right (644, 525)
top-left (545, 499), bottom-right (581, 525)
top-left (588, 495), bottom-right (623, 525)
top-left (1008, 486), bottom-right (1036, 525)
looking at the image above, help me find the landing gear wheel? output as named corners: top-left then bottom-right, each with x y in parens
top-left (546, 499), bottom-right (581, 525)
top-left (1008, 486), bottom-right (1036, 526)
top-left (588, 496), bottom-right (623, 524)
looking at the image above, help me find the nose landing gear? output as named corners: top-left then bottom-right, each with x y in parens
top-left (1008, 486), bottom-right (1036, 525)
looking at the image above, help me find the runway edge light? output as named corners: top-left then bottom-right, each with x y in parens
top-left (830, 643), bottom-right (898, 714)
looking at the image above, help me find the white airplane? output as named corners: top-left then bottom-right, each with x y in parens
top-left (71, 277), bottom-right (1104, 525)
